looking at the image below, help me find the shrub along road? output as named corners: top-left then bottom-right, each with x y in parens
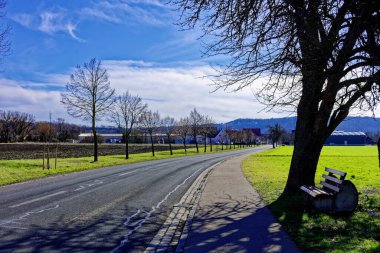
top-left (0, 146), bottom-right (269, 252)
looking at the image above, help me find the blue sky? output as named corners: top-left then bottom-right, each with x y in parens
top-left (0, 0), bottom-right (288, 124)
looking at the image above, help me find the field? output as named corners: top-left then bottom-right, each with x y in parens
top-left (0, 144), bottom-right (246, 186)
top-left (242, 146), bottom-right (380, 253)
top-left (0, 143), bottom-right (196, 160)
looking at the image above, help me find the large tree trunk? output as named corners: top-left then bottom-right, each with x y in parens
top-left (285, 76), bottom-right (326, 191)
top-left (92, 117), bottom-right (98, 162)
top-left (209, 137), bottom-right (213, 152)
top-left (286, 132), bottom-right (324, 191)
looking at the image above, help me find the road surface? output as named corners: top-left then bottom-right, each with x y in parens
top-left (0, 146), bottom-right (268, 252)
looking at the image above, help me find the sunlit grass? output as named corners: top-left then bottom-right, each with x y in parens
top-left (0, 144), bottom-right (249, 186)
top-left (242, 146), bottom-right (380, 253)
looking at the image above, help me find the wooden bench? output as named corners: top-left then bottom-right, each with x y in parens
top-left (300, 167), bottom-right (358, 212)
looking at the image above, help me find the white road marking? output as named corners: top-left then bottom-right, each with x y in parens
top-left (86, 180), bottom-right (103, 187)
top-left (0, 204), bottom-right (60, 230)
top-left (73, 180), bottom-right (103, 192)
top-left (112, 166), bottom-right (205, 252)
top-left (123, 209), bottom-right (141, 226)
top-left (118, 171), bottom-right (134, 176)
top-left (73, 185), bottom-right (86, 191)
top-left (9, 191), bottom-right (67, 208)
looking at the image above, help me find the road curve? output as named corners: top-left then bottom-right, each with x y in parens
top-left (0, 146), bottom-right (269, 252)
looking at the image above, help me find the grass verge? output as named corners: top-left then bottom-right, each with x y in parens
top-left (0, 144), bottom-right (249, 186)
top-left (242, 146), bottom-right (380, 253)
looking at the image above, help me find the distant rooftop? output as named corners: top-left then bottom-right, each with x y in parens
top-left (331, 131), bottom-right (366, 136)
top-left (79, 133), bottom-right (122, 137)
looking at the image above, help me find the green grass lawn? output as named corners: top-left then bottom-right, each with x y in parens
top-left (242, 146), bottom-right (380, 253)
top-left (0, 144), bottom-right (248, 186)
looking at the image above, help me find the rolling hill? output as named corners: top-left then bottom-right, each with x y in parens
top-left (224, 116), bottom-right (380, 134)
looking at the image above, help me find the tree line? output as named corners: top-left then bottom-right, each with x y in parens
top-left (60, 58), bottom-right (260, 161)
top-left (0, 111), bottom-right (81, 143)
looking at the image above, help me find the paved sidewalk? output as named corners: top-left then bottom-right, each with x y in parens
top-left (184, 154), bottom-right (301, 253)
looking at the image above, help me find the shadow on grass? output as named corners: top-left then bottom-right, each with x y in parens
top-left (266, 191), bottom-right (380, 252)
top-left (266, 191), bottom-right (306, 237)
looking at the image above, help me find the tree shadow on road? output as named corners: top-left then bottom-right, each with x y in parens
top-left (184, 194), bottom-right (302, 253)
top-left (0, 205), bottom-right (169, 253)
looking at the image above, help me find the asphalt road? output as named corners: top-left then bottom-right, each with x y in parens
top-left (0, 146), bottom-right (269, 252)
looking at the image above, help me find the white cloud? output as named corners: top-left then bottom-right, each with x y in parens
top-left (11, 13), bottom-right (34, 28)
top-left (38, 11), bottom-right (84, 42)
top-left (11, 10), bottom-right (84, 42)
top-left (79, 0), bottom-right (171, 26)
top-left (0, 79), bottom-right (68, 122)
top-left (10, 1), bottom-right (171, 42)
top-left (102, 60), bottom-right (285, 122)
top-left (0, 60), bottom-right (287, 124)
top-left (79, 7), bottom-right (122, 24)
top-left (3, 60), bottom-right (378, 125)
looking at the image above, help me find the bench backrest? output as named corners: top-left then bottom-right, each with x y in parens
top-left (320, 167), bottom-right (347, 193)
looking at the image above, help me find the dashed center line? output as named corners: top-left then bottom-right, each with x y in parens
top-left (9, 191), bottom-right (67, 208)
top-left (118, 171), bottom-right (134, 176)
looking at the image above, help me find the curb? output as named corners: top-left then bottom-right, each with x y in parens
top-left (144, 161), bottom-right (222, 253)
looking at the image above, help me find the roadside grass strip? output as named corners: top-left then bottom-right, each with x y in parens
top-left (242, 146), bottom-right (380, 253)
top-left (0, 145), bottom-right (251, 186)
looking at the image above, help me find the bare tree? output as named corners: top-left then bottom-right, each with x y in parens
top-left (0, 111), bottom-right (34, 142)
top-left (34, 122), bottom-right (56, 142)
top-left (219, 127), bottom-right (229, 151)
top-left (110, 92), bottom-right (147, 159)
top-left (268, 124), bottom-right (286, 148)
top-left (55, 119), bottom-right (81, 142)
top-left (200, 115), bottom-right (216, 152)
top-left (176, 117), bottom-right (191, 153)
top-left (173, 1), bottom-right (380, 191)
top-left (162, 116), bottom-right (177, 155)
top-left (0, 111), bottom-right (13, 142)
top-left (226, 128), bottom-right (234, 150)
top-left (246, 130), bottom-right (256, 147)
top-left (56, 118), bottom-right (68, 142)
top-left (140, 110), bottom-right (160, 157)
top-left (61, 58), bottom-right (115, 162)
top-left (189, 108), bottom-right (202, 153)
top-left (12, 112), bottom-right (35, 142)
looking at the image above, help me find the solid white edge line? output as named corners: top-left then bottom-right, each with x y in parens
top-left (9, 191), bottom-right (67, 208)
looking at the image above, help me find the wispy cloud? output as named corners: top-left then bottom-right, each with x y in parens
top-left (79, 7), bottom-right (122, 24)
top-left (11, 9), bottom-right (84, 42)
top-left (10, 1), bottom-right (172, 41)
top-left (38, 10), bottom-right (84, 42)
top-left (11, 13), bottom-right (34, 28)
top-left (79, 0), bottom-right (171, 26)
